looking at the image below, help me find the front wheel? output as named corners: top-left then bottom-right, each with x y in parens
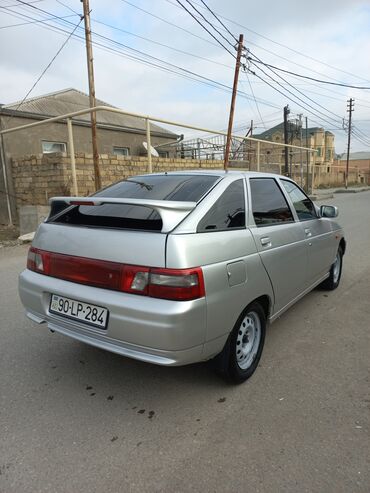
top-left (215, 302), bottom-right (266, 384)
top-left (320, 246), bottom-right (343, 290)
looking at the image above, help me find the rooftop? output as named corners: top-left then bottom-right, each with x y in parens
top-left (338, 151), bottom-right (370, 160)
top-left (1, 88), bottom-right (176, 137)
top-left (254, 122), bottom-right (334, 140)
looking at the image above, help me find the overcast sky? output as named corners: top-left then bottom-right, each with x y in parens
top-left (1, 0), bottom-right (370, 153)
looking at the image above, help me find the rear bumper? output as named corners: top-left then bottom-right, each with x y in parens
top-left (19, 269), bottom-right (207, 366)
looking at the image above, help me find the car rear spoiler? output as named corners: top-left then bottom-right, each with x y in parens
top-left (49, 196), bottom-right (197, 233)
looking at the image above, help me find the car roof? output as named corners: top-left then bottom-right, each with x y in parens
top-left (140, 170), bottom-right (290, 180)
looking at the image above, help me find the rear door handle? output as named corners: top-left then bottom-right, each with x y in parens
top-left (260, 237), bottom-right (271, 246)
top-left (305, 228), bottom-right (312, 237)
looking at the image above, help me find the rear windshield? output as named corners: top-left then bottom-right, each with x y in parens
top-left (49, 174), bottom-right (219, 231)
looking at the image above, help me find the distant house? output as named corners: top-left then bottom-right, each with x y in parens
top-left (337, 151), bottom-right (370, 171)
top-left (0, 88), bottom-right (178, 159)
top-left (251, 122), bottom-right (335, 171)
top-left (0, 88), bottom-right (180, 224)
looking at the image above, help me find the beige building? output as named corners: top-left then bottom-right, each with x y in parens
top-left (250, 122), bottom-right (335, 172)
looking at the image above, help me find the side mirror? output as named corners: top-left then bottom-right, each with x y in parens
top-left (320, 205), bottom-right (338, 218)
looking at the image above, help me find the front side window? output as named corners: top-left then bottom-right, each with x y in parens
top-left (281, 180), bottom-right (317, 221)
top-left (42, 141), bottom-right (66, 154)
top-left (197, 179), bottom-right (245, 232)
top-left (250, 178), bottom-right (294, 227)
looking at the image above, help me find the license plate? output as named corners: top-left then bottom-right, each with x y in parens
top-left (49, 294), bottom-right (109, 329)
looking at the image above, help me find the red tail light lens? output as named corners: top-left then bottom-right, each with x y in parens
top-left (27, 248), bottom-right (205, 301)
top-left (149, 268), bottom-right (204, 301)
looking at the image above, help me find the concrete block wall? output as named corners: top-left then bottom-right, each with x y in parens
top-left (11, 153), bottom-right (224, 207)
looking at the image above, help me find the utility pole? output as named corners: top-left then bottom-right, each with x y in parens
top-left (283, 104), bottom-right (290, 176)
top-left (81, 0), bottom-right (101, 191)
top-left (305, 116), bottom-right (309, 193)
top-left (298, 114), bottom-right (303, 187)
top-left (224, 34), bottom-right (244, 171)
top-left (345, 98), bottom-right (354, 189)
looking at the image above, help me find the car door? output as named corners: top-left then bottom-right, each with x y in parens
top-left (280, 179), bottom-right (335, 287)
top-left (248, 177), bottom-right (308, 315)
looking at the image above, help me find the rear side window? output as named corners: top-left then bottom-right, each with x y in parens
top-left (250, 178), bottom-right (294, 227)
top-left (197, 179), bottom-right (245, 232)
top-left (281, 180), bottom-right (317, 221)
top-left (50, 174), bottom-right (219, 231)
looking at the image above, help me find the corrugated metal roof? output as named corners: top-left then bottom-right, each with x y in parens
top-left (339, 151), bottom-right (370, 160)
top-left (3, 88), bottom-right (176, 136)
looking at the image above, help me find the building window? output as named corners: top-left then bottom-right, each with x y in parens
top-left (316, 147), bottom-right (322, 157)
top-left (42, 141), bottom-right (67, 154)
top-left (158, 151), bottom-right (169, 158)
top-left (113, 146), bottom-right (129, 156)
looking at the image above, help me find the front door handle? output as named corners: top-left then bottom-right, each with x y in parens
top-left (261, 237), bottom-right (271, 246)
top-left (305, 228), bottom-right (312, 237)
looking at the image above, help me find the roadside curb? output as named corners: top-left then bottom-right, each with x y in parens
top-left (309, 194), bottom-right (334, 201)
top-left (334, 188), bottom-right (370, 194)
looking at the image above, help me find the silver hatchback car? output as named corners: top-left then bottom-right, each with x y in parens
top-left (19, 171), bottom-right (345, 383)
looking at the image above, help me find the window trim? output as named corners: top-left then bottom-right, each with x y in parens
top-left (248, 177), bottom-right (295, 228)
top-left (42, 140), bottom-right (67, 154)
top-left (279, 178), bottom-right (318, 222)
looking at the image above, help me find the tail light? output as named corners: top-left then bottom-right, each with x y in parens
top-left (27, 247), bottom-right (205, 301)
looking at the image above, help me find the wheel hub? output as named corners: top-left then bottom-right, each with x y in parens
top-left (236, 312), bottom-right (261, 370)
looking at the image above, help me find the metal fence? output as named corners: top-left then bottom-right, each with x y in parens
top-left (0, 105), bottom-right (318, 225)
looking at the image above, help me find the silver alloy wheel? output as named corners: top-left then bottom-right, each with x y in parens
top-left (236, 311), bottom-right (261, 370)
top-left (333, 251), bottom-right (341, 284)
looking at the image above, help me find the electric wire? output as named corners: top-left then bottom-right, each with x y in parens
top-left (187, 0), bottom-right (370, 85)
top-left (2, 4), bottom-right (280, 110)
top-left (247, 65), bottom-right (344, 132)
top-left (244, 72), bottom-right (266, 129)
top-left (92, 18), bottom-right (233, 69)
top-left (248, 51), bottom-right (345, 122)
top-left (10, 14), bottom-right (84, 112)
top-left (0, 11), bottom-right (76, 28)
top-left (173, 0), bottom-right (236, 58)
top-left (249, 57), bottom-right (370, 90)
top-left (182, 0), bottom-right (236, 49)
top-left (7, 0), bottom-right (370, 144)
top-left (198, 0), bottom-right (238, 43)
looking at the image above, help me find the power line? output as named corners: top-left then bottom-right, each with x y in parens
top-left (2, 4), bottom-right (280, 110)
top-left (247, 65), bottom-right (344, 132)
top-left (248, 50), bottom-right (345, 123)
top-left (243, 72), bottom-right (266, 129)
top-left (0, 12), bottom-right (76, 28)
top-left (118, 0), bottom-right (220, 51)
top-left (183, 0), bottom-right (235, 49)
top-left (187, 0), bottom-right (370, 85)
top-left (8, 0), bottom-right (369, 141)
top-left (0, 0), bottom-right (42, 6)
top-left (198, 0), bottom-right (238, 43)
top-left (54, 0), bottom-right (78, 16)
top-left (248, 57), bottom-right (370, 90)
top-left (173, 0), bottom-right (236, 58)
top-left (9, 14), bottom-right (83, 112)
top-left (92, 18), bottom-right (232, 69)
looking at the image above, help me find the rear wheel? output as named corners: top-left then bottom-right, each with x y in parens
top-left (215, 301), bottom-right (266, 384)
top-left (320, 246), bottom-right (343, 290)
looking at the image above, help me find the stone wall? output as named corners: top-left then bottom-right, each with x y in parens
top-left (11, 152), bottom-right (224, 207)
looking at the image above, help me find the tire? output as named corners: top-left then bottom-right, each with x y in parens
top-left (214, 301), bottom-right (266, 384)
top-left (320, 246), bottom-right (343, 291)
